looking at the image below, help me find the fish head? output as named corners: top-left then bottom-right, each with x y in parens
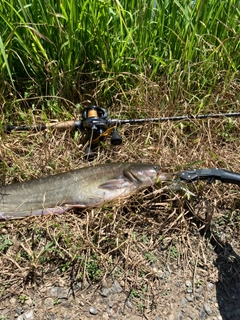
top-left (123, 163), bottom-right (172, 188)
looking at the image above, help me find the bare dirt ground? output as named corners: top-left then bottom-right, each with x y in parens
top-left (1, 96), bottom-right (240, 320)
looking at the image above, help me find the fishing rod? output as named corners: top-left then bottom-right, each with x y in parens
top-left (3, 106), bottom-right (240, 159)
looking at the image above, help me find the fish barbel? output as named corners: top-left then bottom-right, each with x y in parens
top-left (0, 162), bottom-right (172, 220)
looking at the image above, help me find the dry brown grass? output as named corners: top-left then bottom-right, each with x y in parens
top-left (1, 79), bottom-right (240, 311)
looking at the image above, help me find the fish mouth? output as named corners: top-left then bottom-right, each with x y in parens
top-left (156, 172), bottom-right (174, 183)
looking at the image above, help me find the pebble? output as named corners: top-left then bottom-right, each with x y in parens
top-left (207, 282), bottom-right (214, 290)
top-left (168, 315), bottom-right (174, 320)
top-left (185, 294), bottom-right (194, 302)
top-left (195, 293), bottom-right (201, 300)
top-left (44, 298), bottom-right (54, 308)
top-left (125, 300), bottom-right (132, 309)
top-left (10, 297), bottom-right (17, 304)
top-left (108, 300), bottom-right (114, 308)
top-left (49, 287), bottom-right (58, 297)
top-left (16, 306), bottom-right (23, 315)
top-left (72, 282), bottom-right (82, 292)
top-left (57, 287), bottom-right (69, 299)
top-left (185, 280), bottom-right (192, 287)
top-left (199, 308), bottom-right (208, 319)
top-left (101, 288), bottom-right (112, 297)
top-left (204, 303), bottom-right (212, 315)
top-left (181, 297), bottom-right (188, 306)
top-left (176, 312), bottom-right (184, 320)
top-left (112, 280), bottom-right (122, 293)
top-left (89, 306), bottom-right (98, 315)
top-left (17, 309), bottom-right (34, 320)
top-left (49, 287), bottom-right (69, 299)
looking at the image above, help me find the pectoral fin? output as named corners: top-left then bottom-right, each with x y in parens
top-left (98, 179), bottom-right (131, 190)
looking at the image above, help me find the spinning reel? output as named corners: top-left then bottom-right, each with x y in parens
top-left (80, 106), bottom-right (122, 159)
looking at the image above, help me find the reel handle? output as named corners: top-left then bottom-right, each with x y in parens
top-left (111, 128), bottom-right (122, 145)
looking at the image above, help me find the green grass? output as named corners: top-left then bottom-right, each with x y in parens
top-left (0, 0), bottom-right (239, 103)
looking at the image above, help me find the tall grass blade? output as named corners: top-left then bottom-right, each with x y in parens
top-left (0, 35), bottom-right (14, 87)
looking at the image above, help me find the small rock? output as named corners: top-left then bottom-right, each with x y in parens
top-left (199, 308), bottom-right (208, 319)
top-left (73, 282), bottom-right (82, 292)
top-left (57, 287), bottom-right (69, 299)
top-left (78, 301), bottom-right (84, 307)
top-left (181, 297), bottom-right (188, 306)
top-left (49, 287), bottom-right (58, 297)
top-left (58, 279), bottom-right (65, 287)
top-left (207, 282), bottom-right (214, 290)
top-left (112, 280), bottom-right (122, 293)
top-left (24, 310), bottom-right (34, 320)
top-left (195, 293), bottom-right (201, 300)
top-left (44, 298), bottom-right (54, 308)
top-left (185, 294), bottom-right (194, 302)
top-left (101, 288), bottom-right (111, 297)
top-left (168, 315), bottom-right (174, 320)
top-left (185, 280), bottom-right (192, 287)
top-left (204, 303), bottom-right (212, 315)
top-left (108, 300), bottom-right (114, 308)
top-left (17, 309), bottom-right (34, 320)
top-left (176, 312), bottom-right (184, 320)
top-left (10, 297), bottom-right (17, 304)
top-left (16, 307), bottom-right (23, 315)
top-left (89, 306), bottom-right (98, 315)
top-left (125, 300), bottom-right (132, 309)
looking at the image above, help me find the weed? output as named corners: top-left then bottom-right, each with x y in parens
top-left (86, 257), bottom-right (103, 282)
top-left (169, 246), bottom-right (179, 259)
top-left (0, 235), bottom-right (13, 252)
top-left (0, 287), bottom-right (5, 297)
top-left (137, 301), bottom-right (144, 310)
top-left (129, 289), bottom-right (143, 300)
top-left (144, 252), bottom-right (157, 264)
top-left (195, 279), bottom-right (203, 288)
top-left (19, 294), bottom-right (28, 304)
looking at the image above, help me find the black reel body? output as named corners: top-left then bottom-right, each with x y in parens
top-left (81, 106), bottom-right (122, 159)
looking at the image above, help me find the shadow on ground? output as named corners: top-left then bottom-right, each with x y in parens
top-left (206, 231), bottom-right (240, 320)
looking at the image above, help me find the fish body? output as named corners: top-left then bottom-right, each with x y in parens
top-left (0, 162), bottom-right (171, 220)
